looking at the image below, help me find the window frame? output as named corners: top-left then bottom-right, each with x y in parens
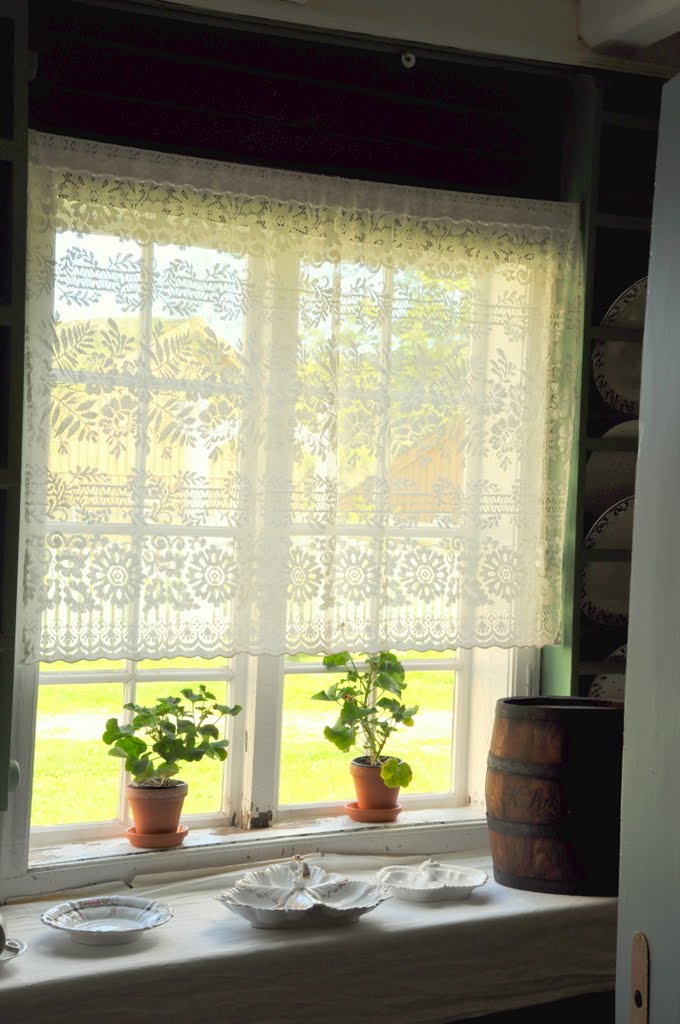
top-left (0, 645), bottom-right (538, 899)
top-left (1, 141), bottom-right (550, 898)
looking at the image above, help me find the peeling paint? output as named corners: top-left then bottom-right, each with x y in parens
top-left (249, 808), bottom-right (273, 830)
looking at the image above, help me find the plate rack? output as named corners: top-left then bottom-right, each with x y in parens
top-left (541, 71), bottom-right (663, 701)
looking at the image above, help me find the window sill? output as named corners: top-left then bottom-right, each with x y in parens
top-left (1, 851), bottom-right (617, 1024)
top-left (17, 807), bottom-right (489, 901)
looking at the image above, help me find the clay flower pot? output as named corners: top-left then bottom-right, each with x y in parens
top-left (125, 781), bottom-right (188, 849)
top-left (346, 757), bottom-right (402, 823)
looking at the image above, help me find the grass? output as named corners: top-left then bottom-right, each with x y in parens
top-left (31, 664), bottom-right (456, 827)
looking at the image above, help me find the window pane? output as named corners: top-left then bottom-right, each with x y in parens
top-left (133, 681), bottom-right (229, 816)
top-left (279, 673), bottom-right (355, 805)
top-left (135, 656), bottom-right (230, 672)
top-left (278, 668), bottom-right (455, 805)
top-left (40, 659), bottom-right (126, 674)
top-left (32, 683), bottom-right (123, 826)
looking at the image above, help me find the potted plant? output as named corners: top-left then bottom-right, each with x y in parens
top-left (312, 651), bottom-right (419, 823)
top-left (102, 685), bottom-right (242, 849)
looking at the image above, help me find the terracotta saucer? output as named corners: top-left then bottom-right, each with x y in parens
top-left (125, 825), bottom-right (189, 849)
top-left (344, 801), bottom-right (402, 823)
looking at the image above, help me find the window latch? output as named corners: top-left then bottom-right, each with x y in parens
top-left (631, 931), bottom-right (649, 1024)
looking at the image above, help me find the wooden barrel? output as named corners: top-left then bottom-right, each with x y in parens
top-left (485, 697), bottom-right (624, 895)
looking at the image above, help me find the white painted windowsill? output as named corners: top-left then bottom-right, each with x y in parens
top-left (0, 850), bottom-right (617, 1024)
top-left (19, 806), bottom-right (490, 901)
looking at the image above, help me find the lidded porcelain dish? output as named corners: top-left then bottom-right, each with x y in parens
top-left (41, 894), bottom-right (173, 945)
top-left (376, 859), bottom-right (488, 903)
top-left (216, 856), bottom-right (391, 928)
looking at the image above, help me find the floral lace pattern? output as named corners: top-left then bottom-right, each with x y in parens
top-left (21, 133), bottom-right (582, 662)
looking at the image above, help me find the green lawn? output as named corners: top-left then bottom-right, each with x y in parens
top-left (31, 667), bottom-right (456, 826)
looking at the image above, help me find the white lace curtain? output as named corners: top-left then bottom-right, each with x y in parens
top-left (21, 132), bottom-right (582, 663)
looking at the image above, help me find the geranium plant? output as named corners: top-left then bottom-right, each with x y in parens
top-left (312, 650), bottom-right (419, 788)
top-left (103, 685), bottom-right (242, 787)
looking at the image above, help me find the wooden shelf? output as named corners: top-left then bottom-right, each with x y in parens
top-left (589, 324), bottom-right (644, 343)
top-left (601, 111), bottom-right (658, 132)
top-left (585, 436), bottom-right (639, 452)
top-left (541, 73), bottom-right (660, 700)
top-left (578, 659), bottom-right (627, 676)
top-left (583, 549), bottom-right (632, 563)
top-left (594, 213), bottom-right (651, 231)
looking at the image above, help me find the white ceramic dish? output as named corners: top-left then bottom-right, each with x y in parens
top-left (376, 859), bottom-right (488, 903)
top-left (41, 895), bottom-right (173, 946)
top-left (0, 939), bottom-right (27, 965)
top-left (584, 420), bottom-right (638, 521)
top-left (588, 644), bottom-right (627, 701)
top-left (592, 277), bottom-right (645, 414)
top-left (581, 495), bottom-right (634, 626)
top-left (216, 857), bottom-right (391, 928)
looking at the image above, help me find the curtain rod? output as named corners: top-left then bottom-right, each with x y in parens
top-left (41, 0), bottom-right (591, 82)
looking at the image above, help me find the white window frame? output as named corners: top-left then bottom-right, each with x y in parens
top-left (0, 160), bottom-right (544, 900)
top-left (0, 646), bottom-right (538, 900)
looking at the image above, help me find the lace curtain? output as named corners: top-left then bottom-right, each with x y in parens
top-left (21, 132), bottom-right (582, 663)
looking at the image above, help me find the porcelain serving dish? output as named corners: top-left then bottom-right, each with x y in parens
top-left (376, 859), bottom-right (488, 903)
top-left (41, 894), bottom-right (173, 945)
top-left (0, 939), bottom-right (27, 965)
top-left (216, 856), bottom-right (391, 928)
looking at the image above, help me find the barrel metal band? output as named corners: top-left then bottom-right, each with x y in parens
top-left (486, 814), bottom-right (566, 838)
top-left (486, 753), bottom-right (563, 780)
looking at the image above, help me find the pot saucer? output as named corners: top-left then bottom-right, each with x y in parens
top-left (344, 801), bottom-right (402, 823)
top-left (125, 825), bottom-right (188, 849)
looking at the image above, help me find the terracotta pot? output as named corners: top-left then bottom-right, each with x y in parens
top-left (125, 781), bottom-right (188, 846)
top-left (348, 757), bottom-right (402, 822)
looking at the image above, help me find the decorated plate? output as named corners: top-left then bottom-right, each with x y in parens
top-left (592, 277), bottom-right (645, 414)
top-left (584, 420), bottom-right (638, 521)
top-left (376, 859), bottom-right (488, 903)
top-left (581, 495), bottom-right (634, 626)
top-left (216, 856), bottom-right (391, 928)
top-left (588, 644), bottom-right (627, 701)
top-left (0, 939), bottom-right (27, 966)
top-left (41, 895), bottom-right (173, 946)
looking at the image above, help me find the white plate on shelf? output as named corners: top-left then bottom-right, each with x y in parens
top-left (376, 859), bottom-right (488, 903)
top-left (0, 939), bottom-right (27, 966)
top-left (592, 277), bottom-right (646, 414)
top-left (584, 420), bottom-right (638, 521)
top-left (41, 895), bottom-right (173, 945)
top-left (588, 644), bottom-right (627, 701)
top-left (581, 495), bottom-right (634, 626)
top-left (216, 857), bottom-right (391, 928)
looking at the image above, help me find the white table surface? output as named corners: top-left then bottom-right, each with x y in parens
top-left (0, 851), bottom-right (617, 1024)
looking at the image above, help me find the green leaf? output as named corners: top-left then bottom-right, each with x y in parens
top-left (375, 670), bottom-right (404, 695)
top-left (215, 703), bottom-right (242, 716)
top-left (102, 717), bottom-right (127, 743)
top-left (323, 723), bottom-right (356, 752)
top-left (180, 688), bottom-right (204, 703)
top-left (380, 758), bottom-right (413, 789)
top-left (311, 688), bottom-right (336, 702)
top-left (376, 696), bottom-right (401, 713)
top-left (339, 700), bottom-right (361, 725)
top-left (322, 652), bottom-right (350, 668)
top-left (115, 735), bottom-right (148, 758)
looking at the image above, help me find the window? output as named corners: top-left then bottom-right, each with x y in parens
top-left (1, 133), bottom-right (580, 891)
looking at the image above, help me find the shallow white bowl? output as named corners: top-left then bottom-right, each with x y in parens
top-left (41, 895), bottom-right (173, 945)
top-left (0, 939), bottom-right (27, 965)
top-left (376, 859), bottom-right (488, 903)
top-left (217, 857), bottom-right (391, 928)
